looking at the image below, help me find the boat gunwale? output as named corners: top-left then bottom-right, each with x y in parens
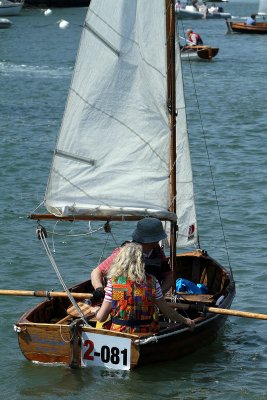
top-left (17, 249), bottom-right (235, 324)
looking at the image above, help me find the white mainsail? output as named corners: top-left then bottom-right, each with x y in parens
top-left (44, 0), bottom-right (197, 248)
top-left (258, 0), bottom-right (267, 15)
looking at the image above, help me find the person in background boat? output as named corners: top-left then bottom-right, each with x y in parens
top-left (199, 1), bottom-right (208, 18)
top-left (208, 3), bottom-right (219, 14)
top-left (192, 0), bottom-right (199, 11)
top-left (175, 0), bottom-right (185, 11)
top-left (186, 28), bottom-right (203, 46)
top-left (91, 217), bottom-right (173, 301)
top-left (246, 14), bottom-right (256, 25)
top-left (90, 243), bottom-right (195, 334)
top-left (175, 0), bottom-right (181, 11)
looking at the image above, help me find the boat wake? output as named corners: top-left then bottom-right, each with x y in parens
top-left (0, 61), bottom-right (72, 78)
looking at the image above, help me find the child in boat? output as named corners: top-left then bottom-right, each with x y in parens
top-left (90, 242), bottom-right (195, 334)
top-left (91, 218), bottom-right (173, 300)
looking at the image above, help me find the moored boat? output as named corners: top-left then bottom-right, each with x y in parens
top-left (0, 0), bottom-right (24, 16)
top-left (0, 17), bottom-right (12, 27)
top-left (176, 1), bottom-right (231, 19)
top-left (9, 0), bottom-right (237, 370)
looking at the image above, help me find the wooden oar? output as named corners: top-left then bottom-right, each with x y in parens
top-left (170, 302), bottom-right (267, 321)
top-left (0, 289), bottom-right (92, 299)
top-left (2, 290), bottom-right (267, 321)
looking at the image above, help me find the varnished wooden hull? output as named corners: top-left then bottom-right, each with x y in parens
top-left (16, 250), bottom-right (235, 369)
top-left (137, 313), bottom-right (227, 366)
top-left (226, 21), bottom-right (267, 34)
top-left (181, 46), bottom-right (219, 61)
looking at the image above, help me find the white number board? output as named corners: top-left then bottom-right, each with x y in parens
top-left (81, 332), bottom-right (131, 370)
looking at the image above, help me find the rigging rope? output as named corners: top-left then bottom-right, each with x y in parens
top-left (97, 221), bottom-right (120, 265)
top-left (36, 224), bottom-right (90, 326)
top-left (35, 220), bottom-right (119, 327)
top-left (177, 21), bottom-right (234, 279)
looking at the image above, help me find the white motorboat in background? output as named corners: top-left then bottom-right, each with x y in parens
top-left (0, 17), bottom-right (12, 27)
top-left (0, 0), bottom-right (24, 16)
top-left (175, 1), bottom-right (231, 19)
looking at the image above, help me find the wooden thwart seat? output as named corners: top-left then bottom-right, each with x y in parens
top-left (67, 302), bottom-right (95, 318)
top-left (55, 302), bottom-right (96, 325)
top-left (176, 293), bottom-right (215, 304)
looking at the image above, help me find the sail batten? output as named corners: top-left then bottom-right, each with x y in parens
top-left (55, 150), bottom-right (96, 166)
top-left (45, 0), bottom-right (197, 248)
top-left (84, 22), bottom-right (121, 56)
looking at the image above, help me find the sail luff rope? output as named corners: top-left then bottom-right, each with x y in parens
top-left (38, 229), bottom-right (90, 326)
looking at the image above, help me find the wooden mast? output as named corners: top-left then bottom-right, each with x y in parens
top-left (166, 0), bottom-right (177, 279)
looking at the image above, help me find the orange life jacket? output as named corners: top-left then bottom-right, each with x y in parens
top-left (110, 275), bottom-right (156, 334)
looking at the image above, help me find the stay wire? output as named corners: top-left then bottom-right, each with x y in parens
top-left (177, 20), bottom-right (234, 279)
top-left (186, 68), bottom-right (233, 279)
top-left (37, 227), bottom-right (90, 326)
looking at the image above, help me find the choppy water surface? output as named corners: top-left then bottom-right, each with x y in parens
top-left (0, 1), bottom-right (267, 399)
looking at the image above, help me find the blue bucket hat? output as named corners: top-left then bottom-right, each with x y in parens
top-left (132, 218), bottom-right (167, 244)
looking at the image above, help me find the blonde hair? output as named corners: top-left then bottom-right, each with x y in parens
top-left (107, 242), bottom-right (146, 284)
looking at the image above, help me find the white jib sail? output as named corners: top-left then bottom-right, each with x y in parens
top-left (44, 0), bottom-right (197, 247)
top-left (258, 0), bottom-right (267, 15)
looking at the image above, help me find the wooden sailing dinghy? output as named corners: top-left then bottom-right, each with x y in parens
top-left (13, 0), bottom-right (235, 370)
top-left (180, 45), bottom-right (219, 61)
top-left (226, 20), bottom-right (267, 34)
top-left (226, 0), bottom-right (267, 34)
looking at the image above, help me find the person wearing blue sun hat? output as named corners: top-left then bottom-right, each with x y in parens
top-left (91, 217), bottom-right (173, 301)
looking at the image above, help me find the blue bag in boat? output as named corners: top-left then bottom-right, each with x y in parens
top-left (176, 278), bottom-right (208, 294)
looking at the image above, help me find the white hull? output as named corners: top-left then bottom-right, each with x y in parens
top-left (0, 2), bottom-right (23, 16)
top-left (0, 17), bottom-right (12, 27)
top-left (176, 6), bottom-right (231, 19)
